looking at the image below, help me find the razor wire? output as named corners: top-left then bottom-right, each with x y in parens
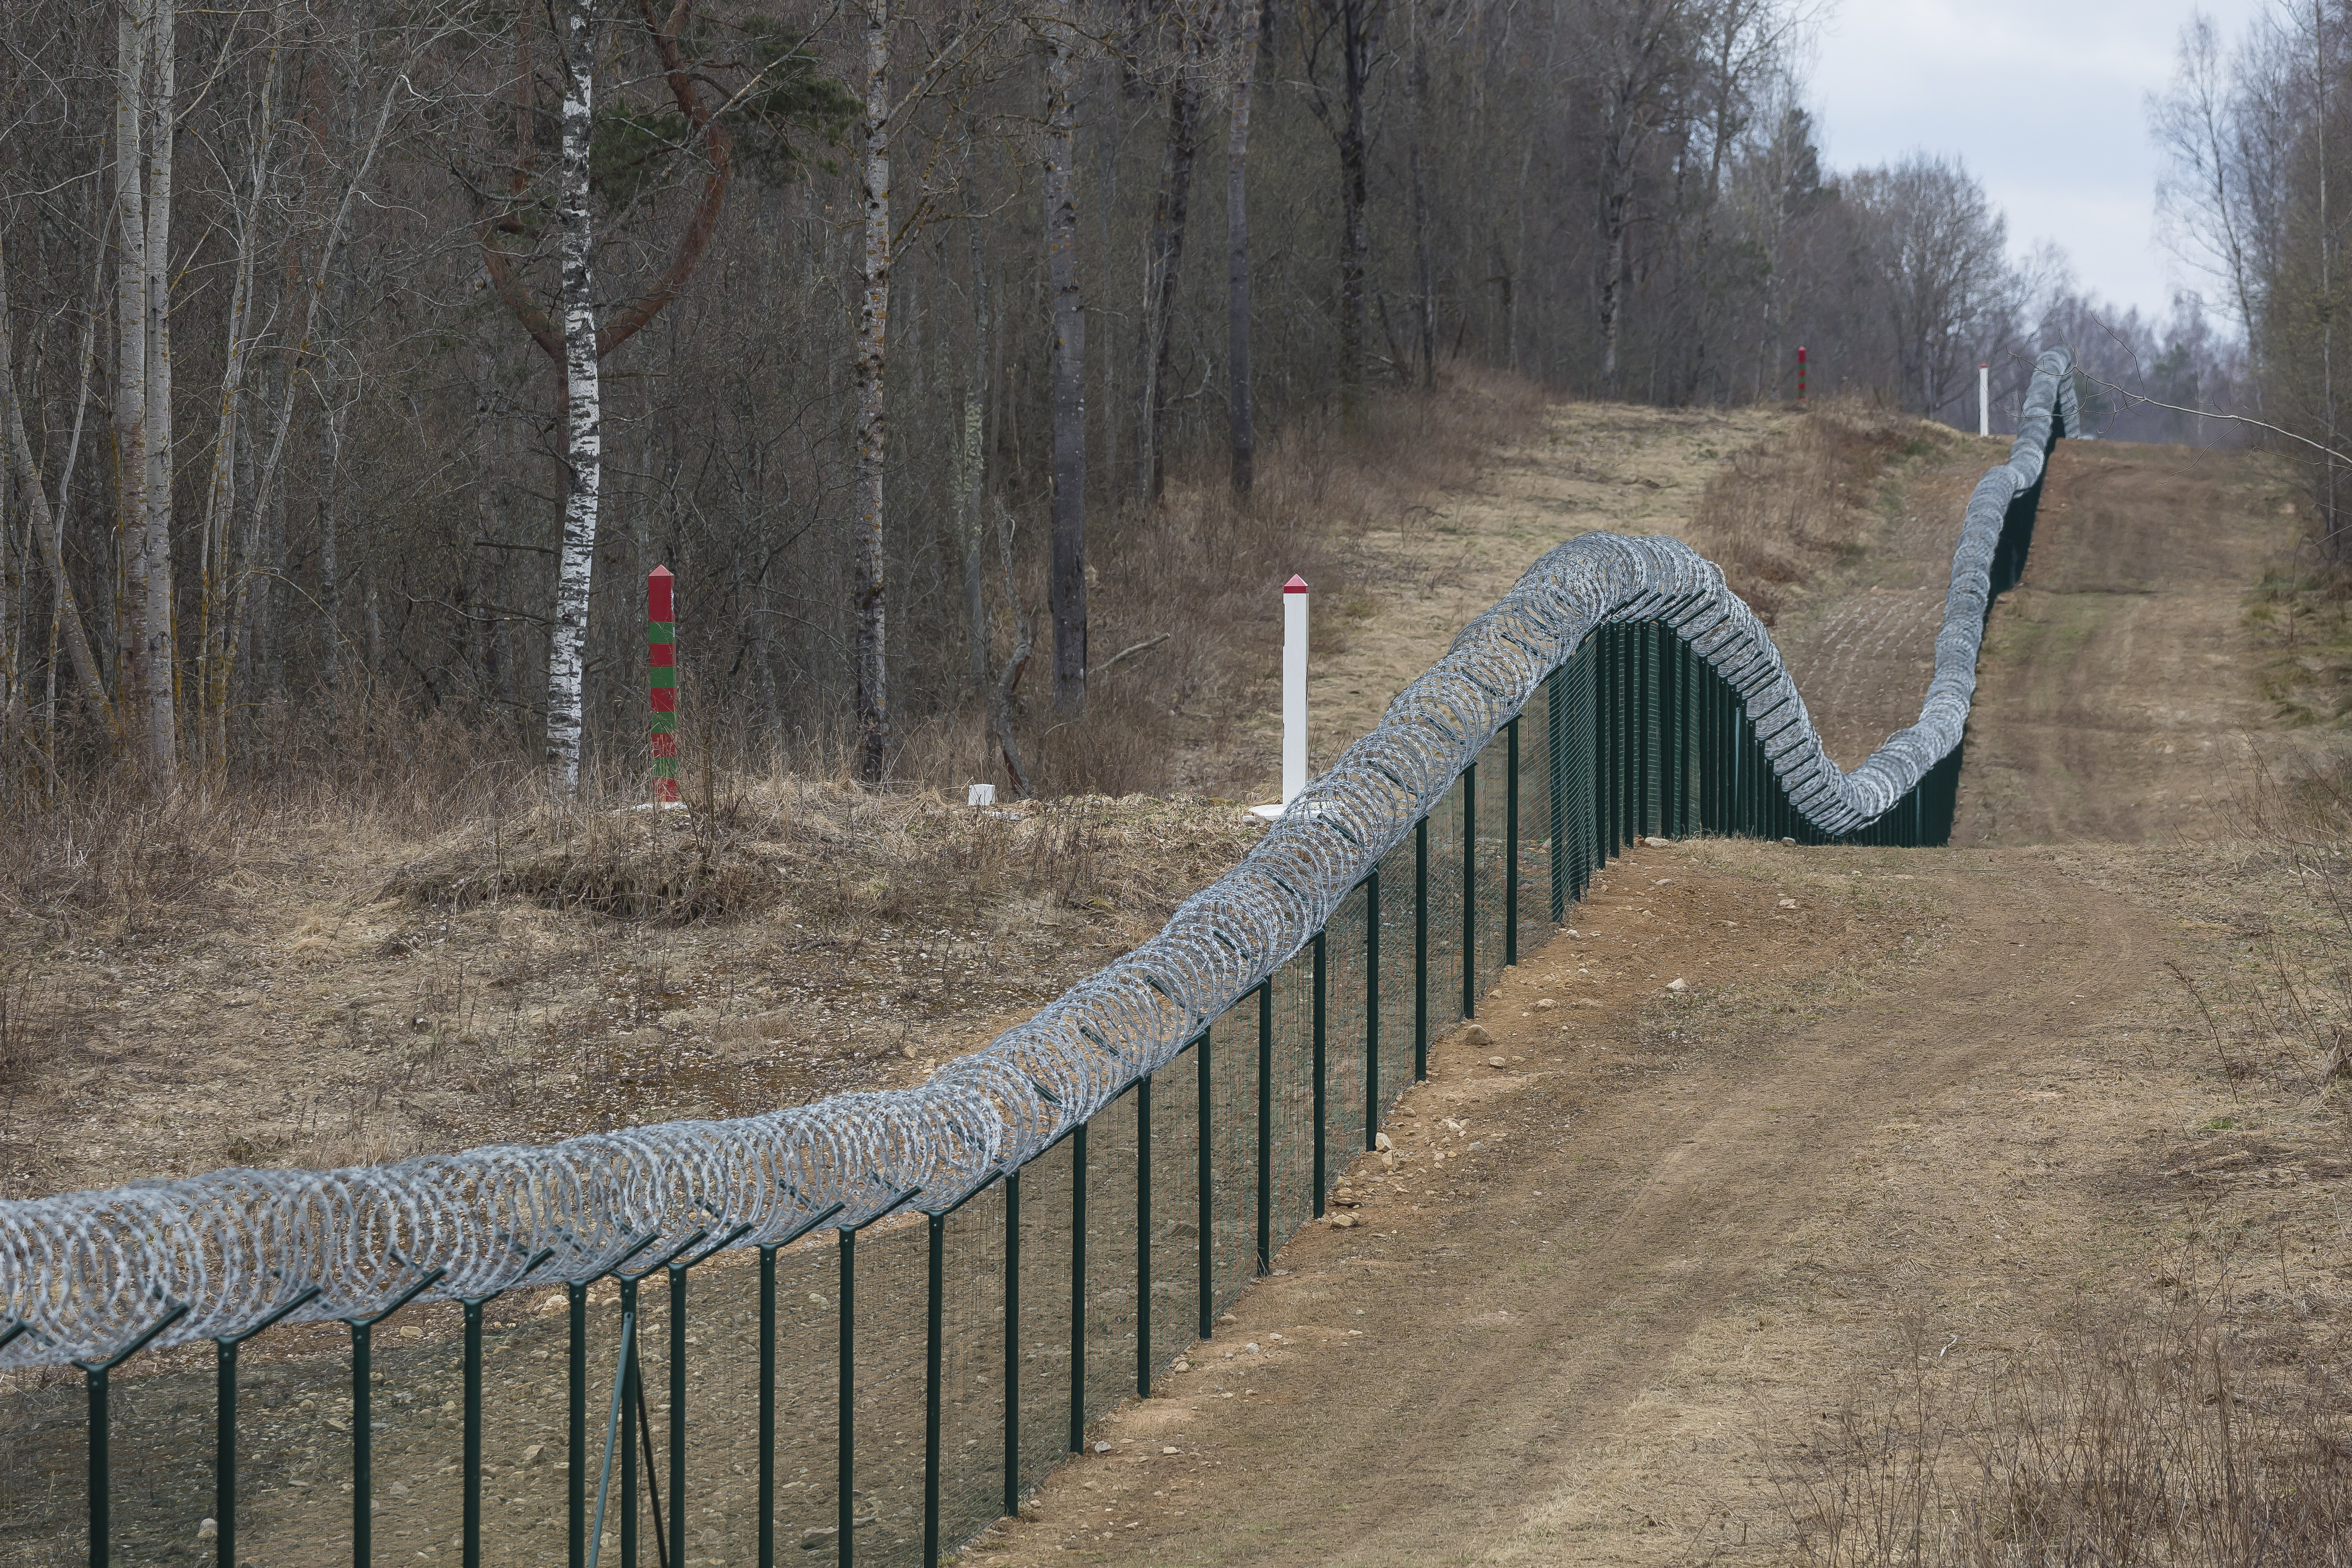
top-left (0, 348), bottom-right (2082, 1371)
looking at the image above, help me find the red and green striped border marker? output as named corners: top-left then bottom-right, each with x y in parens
top-left (648, 566), bottom-right (679, 804)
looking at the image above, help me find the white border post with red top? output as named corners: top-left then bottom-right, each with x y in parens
top-left (1252, 575), bottom-right (1310, 820)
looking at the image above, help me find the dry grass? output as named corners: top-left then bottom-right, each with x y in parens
top-left (1686, 398), bottom-right (1940, 624)
top-left (1776, 1292), bottom-right (2352, 1568)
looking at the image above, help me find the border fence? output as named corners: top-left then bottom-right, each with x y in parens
top-left (0, 351), bottom-right (2082, 1567)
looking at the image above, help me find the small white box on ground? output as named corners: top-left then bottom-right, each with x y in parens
top-left (968, 783), bottom-right (997, 808)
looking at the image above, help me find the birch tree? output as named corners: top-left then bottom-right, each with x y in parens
top-left (542, 0), bottom-right (601, 790)
top-left (113, 0), bottom-right (178, 783)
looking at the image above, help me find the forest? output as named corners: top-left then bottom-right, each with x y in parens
top-left (0, 0), bottom-right (2256, 804)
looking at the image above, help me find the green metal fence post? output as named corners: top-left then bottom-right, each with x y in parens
top-left (464, 1299), bottom-right (486, 1568)
top-left (1069, 1119), bottom-right (1089, 1451)
top-left (621, 1275), bottom-right (640, 1568)
top-left (214, 1285), bottom-right (318, 1568)
top-left (835, 1188), bottom-right (920, 1568)
top-left (1195, 1029), bottom-right (1213, 1339)
top-left (344, 1267), bottom-right (443, 1568)
top-left (835, 1232), bottom-right (852, 1568)
top-left (1506, 717), bottom-right (1520, 966)
top-left (1003, 1167), bottom-right (1021, 1515)
top-left (760, 1247), bottom-right (777, 1568)
top-left (1256, 981), bottom-right (1272, 1273)
top-left (1136, 1074), bottom-right (1153, 1399)
top-left (78, 1300), bottom-right (187, 1568)
top-left (570, 1280), bottom-right (588, 1568)
top-left (925, 1211), bottom-right (944, 1568)
top-left (1312, 931), bottom-right (1327, 1215)
top-left (1414, 818), bottom-right (1428, 1080)
top-left (1462, 764), bottom-right (1477, 1019)
top-left (1365, 869), bottom-right (1380, 1145)
top-left (1548, 668), bottom-right (1566, 923)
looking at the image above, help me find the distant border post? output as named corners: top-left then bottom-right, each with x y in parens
top-left (649, 566), bottom-right (679, 806)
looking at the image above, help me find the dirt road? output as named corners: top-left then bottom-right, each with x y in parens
top-left (962, 438), bottom-right (2344, 1565)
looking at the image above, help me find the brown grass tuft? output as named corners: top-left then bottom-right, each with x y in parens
top-left (1775, 1290), bottom-right (2352, 1567)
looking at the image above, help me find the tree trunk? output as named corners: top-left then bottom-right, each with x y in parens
top-left (852, 0), bottom-right (892, 781)
top-left (1337, 0), bottom-right (1376, 425)
top-left (1138, 71), bottom-right (1201, 504)
top-left (113, 0), bottom-right (155, 772)
top-left (136, 0), bottom-right (176, 778)
top-left (1405, 11), bottom-right (1435, 388)
top-left (546, 0), bottom-right (601, 791)
top-left (1227, 0), bottom-right (1259, 497)
top-left (962, 202), bottom-right (990, 693)
top-left (1044, 18), bottom-right (1087, 715)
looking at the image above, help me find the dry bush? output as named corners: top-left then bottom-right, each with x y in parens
top-left (1776, 1296), bottom-right (2352, 1568)
top-left (0, 958), bottom-right (69, 1092)
top-left (1688, 398), bottom-right (1936, 623)
top-left (0, 685), bottom-right (542, 940)
top-left (2201, 753), bottom-right (2352, 1098)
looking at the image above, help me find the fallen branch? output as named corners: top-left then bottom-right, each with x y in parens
top-left (1093, 633), bottom-right (1169, 680)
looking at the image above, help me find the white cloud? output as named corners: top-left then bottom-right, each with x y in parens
top-left (1809, 0), bottom-right (2276, 329)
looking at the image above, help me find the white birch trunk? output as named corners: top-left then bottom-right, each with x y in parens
top-left (546, 0), bottom-right (601, 791)
top-left (851, 0), bottom-right (892, 782)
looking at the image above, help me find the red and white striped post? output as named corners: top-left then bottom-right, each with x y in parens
top-left (1796, 345), bottom-right (1807, 403)
top-left (648, 566), bottom-right (679, 805)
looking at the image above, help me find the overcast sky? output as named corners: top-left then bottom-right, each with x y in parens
top-left (1808, 0), bottom-right (2276, 331)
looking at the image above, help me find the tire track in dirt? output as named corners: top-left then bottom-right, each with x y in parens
top-left (1953, 441), bottom-right (2292, 845)
top-left (971, 849), bottom-right (2181, 1566)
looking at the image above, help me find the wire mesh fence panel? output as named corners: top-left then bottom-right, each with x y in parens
top-left (848, 1216), bottom-right (929, 1565)
top-left (225, 1340), bottom-right (354, 1568)
top-left (1374, 837), bottom-right (1416, 1124)
top-left (96, 1353), bottom-right (210, 1563)
top-left (664, 1252), bottom-right (764, 1567)
top-left (1324, 882), bottom-right (1371, 1176)
top-left (1472, 731), bottom-right (1512, 1002)
top-left (937, 1184), bottom-right (1008, 1553)
top-left (1423, 778), bottom-right (1466, 1042)
top-left (366, 1318), bottom-right (466, 1563)
top-left (1013, 1140), bottom-right (1074, 1502)
top-left (0, 1370), bottom-right (80, 1565)
top-left (1145, 1045), bottom-right (1203, 1385)
top-left (1265, 943), bottom-right (1319, 1250)
top-left (1515, 697), bottom-right (1558, 965)
top-left (1200, 998), bottom-right (1255, 1325)
top-left (770, 1236), bottom-right (844, 1554)
top-left (1082, 1087), bottom-right (1140, 1437)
